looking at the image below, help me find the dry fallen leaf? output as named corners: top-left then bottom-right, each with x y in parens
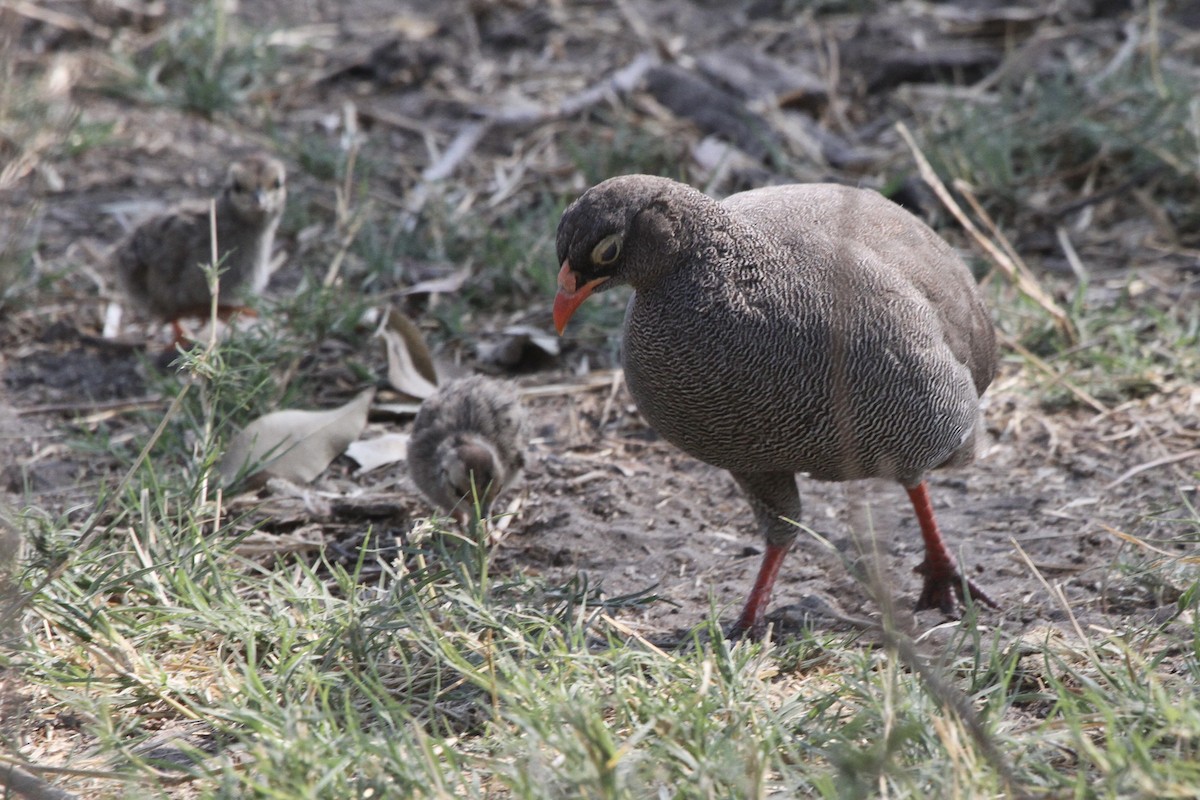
top-left (218, 388), bottom-right (376, 485)
top-left (345, 431), bottom-right (411, 475)
top-left (378, 308), bottom-right (439, 399)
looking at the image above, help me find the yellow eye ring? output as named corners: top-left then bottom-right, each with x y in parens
top-left (592, 234), bottom-right (622, 266)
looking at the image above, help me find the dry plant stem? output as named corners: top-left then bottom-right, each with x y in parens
top-left (599, 613), bottom-right (676, 662)
top-left (875, 622), bottom-right (1025, 799)
top-left (323, 213), bottom-right (366, 288)
top-left (596, 370), bottom-right (624, 431)
top-left (894, 121), bottom-right (1078, 343)
top-left (815, 26), bottom-right (852, 136)
top-left (84, 640), bottom-right (202, 722)
top-left (0, 752), bottom-right (190, 789)
top-left (811, 515), bottom-right (1017, 796)
top-left (612, 0), bottom-right (655, 49)
top-left (1055, 226), bottom-right (1089, 283)
top-left (517, 370), bottom-right (624, 399)
top-left (835, 516), bottom-right (1021, 797)
top-left (5, 0), bottom-right (109, 40)
top-left (0, 204), bottom-right (224, 631)
top-left (206, 201), bottom-right (220, 351)
top-left (422, 122), bottom-right (489, 183)
top-left (953, 180), bottom-right (1029, 277)
top-left (994, 330), bottom-right (1108, 413)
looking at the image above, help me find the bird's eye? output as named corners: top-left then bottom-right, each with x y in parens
top-left (272, 177), bottom-right (283, 190)
top-left (592, 234), bottom-right (622, 266)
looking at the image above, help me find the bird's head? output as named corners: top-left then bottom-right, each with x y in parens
top-left (439, 434), bottom-right (503, 521)
top-left (226, 155), bottom-right (287, 220)
top-left (553, 175), bottom-right (696, 335)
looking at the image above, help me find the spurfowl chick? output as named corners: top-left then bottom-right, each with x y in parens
top-left (113, 154), bottom-right (287, 341)
top-left (409, 376), bottom-right (528, 522)
top-left (553, 175), bottom-right (998, 636)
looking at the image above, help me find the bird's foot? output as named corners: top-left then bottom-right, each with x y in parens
top-left (726, 541), bottom-right (792, 640)
top-left (725, 616), bottom-right (768, 642)
top-left (913, 559), bottom-right (999, 615)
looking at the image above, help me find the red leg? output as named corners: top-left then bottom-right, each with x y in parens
top-left (169, 318), bottom-right (190, 348)
top-left (906, 481), bottom-right (998, 613)
top-left (730, 541), bottom-right (791, 637)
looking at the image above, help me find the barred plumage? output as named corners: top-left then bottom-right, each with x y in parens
top-left (553, 175), bottom-right (998, 634)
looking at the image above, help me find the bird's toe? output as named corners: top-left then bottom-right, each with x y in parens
top-left (914, 560), bottom-right (999, 615)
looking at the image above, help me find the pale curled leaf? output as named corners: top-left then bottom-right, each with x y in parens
top-left (503, 325), bottom-right (560, 356)
top-left (218, 388), bottom-right (376, 485)
top-left (379, 308), bottom-right (439, 399)
top-left (400, 266), bottom-right (471, 296)
top-left (345, 432), bottom-right (411, 475)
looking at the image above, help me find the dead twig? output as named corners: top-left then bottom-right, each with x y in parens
top-left (0, 760), bottom-right (79, 800)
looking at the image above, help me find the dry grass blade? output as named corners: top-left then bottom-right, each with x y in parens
top-left (1012, 538), bottom-right (1099, 663)
top-left (895, 121), bottom-right (1078, 343)
top-left (1101, 523), bottom-right (1200, 563)
top-left (844, 508), bottom-right (1024, 798)
top-left (994, 329), bottom-right (1108, 413)
top-left (1104, 448), bottom-right (1200, 489)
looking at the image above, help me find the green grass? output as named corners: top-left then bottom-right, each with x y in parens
top-left (5, 475), bottom-right (1198, 798)
top-left (107, 0), bottom-right (279, 118)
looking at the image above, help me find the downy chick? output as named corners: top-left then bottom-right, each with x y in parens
top-left (409, 376), bottom-right (527, 522)
top-left (113, 154), bottom-right (287, 340)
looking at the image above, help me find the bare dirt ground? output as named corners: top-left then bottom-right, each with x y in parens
top-left (2, 0), bottom-right (1198, 654)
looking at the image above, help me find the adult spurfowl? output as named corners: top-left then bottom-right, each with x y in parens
top-left (409, 376), bottom-right (528, 523)
top-left (113, 154), bottom-right (287, 341)
top-left (553, 174), bottom-right (998, 635)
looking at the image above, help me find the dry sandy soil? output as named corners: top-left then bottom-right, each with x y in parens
top-left (2, 0), bottom-right (1198, 652)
